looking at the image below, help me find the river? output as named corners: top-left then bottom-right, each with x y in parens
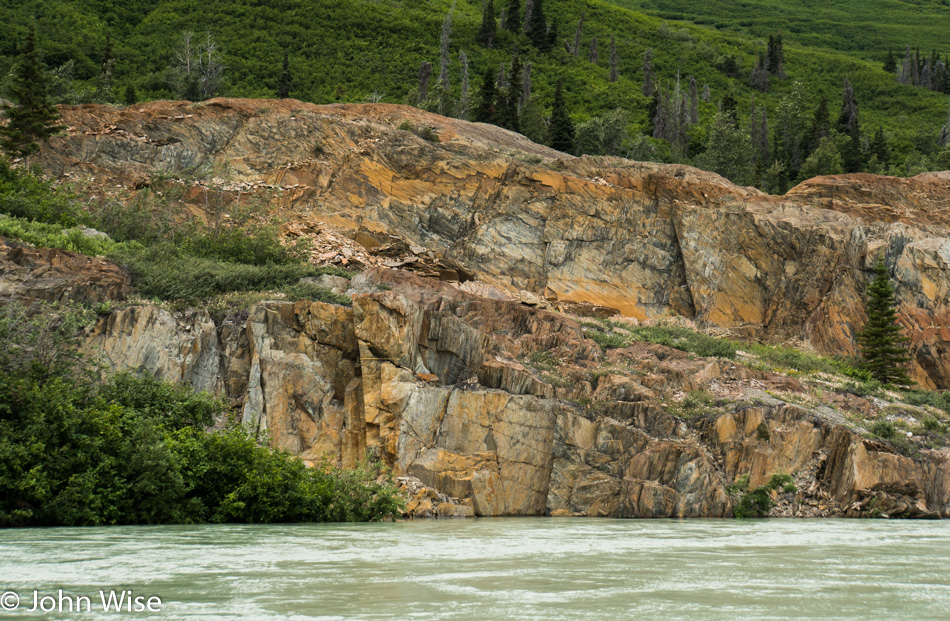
top-left (1, 518), bottom-right (948, 620)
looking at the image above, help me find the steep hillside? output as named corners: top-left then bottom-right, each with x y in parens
top-left (2, 0), bottom-right (948, 172)
top-left (2, 100), bottom-right (949, 519)
top-left (32, 98), bottom-right (950, 390)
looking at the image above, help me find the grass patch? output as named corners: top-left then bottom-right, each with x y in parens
top-left (744, 342), bottom-right (868, 378)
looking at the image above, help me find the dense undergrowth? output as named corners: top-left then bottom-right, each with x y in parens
top-left (0, 302), bottom-right (401, 527)
top-left (0, 160), bottom-right (351, 305)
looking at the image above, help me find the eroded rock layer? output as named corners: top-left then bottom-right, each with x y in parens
top-left (78, 268), bottom-right (950, 519)
top-left (38, 99), bottom-right (950, 388)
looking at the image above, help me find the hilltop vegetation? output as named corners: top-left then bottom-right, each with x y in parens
top-left (1, 0), bottom-right (949, 188)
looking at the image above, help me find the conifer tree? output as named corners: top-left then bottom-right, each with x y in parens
top-left (0, 26), bottom-right (64, 158)
top-left (857, 257), bottom-right (912, 386)
top-left (417, 62), bottom-right (433, 102)
top-left (642, 49), bottom-right (654, 97)
top-left (549, 80), bottom-right (574, 153)
top-left (498, 50), bottom-right (522, 131)
top-left (884, 50), bottom-right (897, 74)
top-left (438, 6), bottom-right (454, 90)
top-left (521, 61), bottom-right (532, 111)
top-left (546, 16), bottom-right (558, 51)
top-left (688, 75), bottom-right (699, 124)
top-left (123, 84), bottom-right (137, 106)
top-left (589, 36), bottom-right (598, 64)
top-left (277, 52), bottom-right (292, 99)
top-left (474, 69), bottom-right (499, 124)
top-left (505, 0), bottom-right (521, 32)
top-left (528, 0), bottom-right (548, 49)
top-left (478, 0), bottom-right (497, 48)
top-left (95, 33), bottom-right (115, 103)
top-left (804, 96), bottom-right (831, 157)
top-left (570, 11), bottom-right (585, 57)
top-left (837, 77), bottom-right (863, 173)
top-left (458, 50), bottom-right (471, 120)
top-left (870, 127), bottom-right (890, 166)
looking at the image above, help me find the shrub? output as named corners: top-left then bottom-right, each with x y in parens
top-left (0, 366), bottom-right (401, 527)
top-left (109, 244), bottom-right (350, 302)
top-left (729, 472), bottom-right (796, 518)
top-left (871, 419), bottom-right (896, 439)
top-left (901, 390), bottom-right (950, 415)
top-left (0, 160), bottom-right (83, 225)
top-left (628, 325), bottom-right (737, 359)
top-left (280, 281), bottom-right (352, 306)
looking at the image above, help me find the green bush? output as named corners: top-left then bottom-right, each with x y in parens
top-left (0, 160), bottom-right (83, 226)
top-left (0, 367), bottom-right (401, 527)
top-left (901, 390), bottom-right (950, 415)
top-left (0, 303), bottom-right (401, 527)
top-left (0, 214), bottom-right (127, 256)
top-left (745, 342), bottom-right (868, 378)
top-left (628, 325), bottom-right (738, 359)
top-left (871, 419), bottom-right (896, 439)
top-left (730, 472), bottom-right (796, 518)
top-left (586, 329), bottom-right (629, 350)
top-left (109, 244), bottom-right (350, 302)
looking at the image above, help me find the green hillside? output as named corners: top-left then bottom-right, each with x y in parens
top-left (605, 0), bottom-right (950, 56)
top-left (1, 0), bottom-right (949, 187)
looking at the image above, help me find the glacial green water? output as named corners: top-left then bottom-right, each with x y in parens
top-left (1, 518), bottom-right (948, 620)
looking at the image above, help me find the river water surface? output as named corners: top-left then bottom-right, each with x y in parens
top-left (1, 518), bottom-right (948, 620)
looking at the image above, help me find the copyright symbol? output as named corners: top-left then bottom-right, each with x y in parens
top-left (0, 591), bottom-right (19, 611)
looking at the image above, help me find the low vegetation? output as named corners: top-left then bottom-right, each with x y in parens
top-left (0, 302), bottom-right (401, 527)
top-left (0, 163), bottom-right (352, 305)
top-left (728, 473), bottom-right (796, 518)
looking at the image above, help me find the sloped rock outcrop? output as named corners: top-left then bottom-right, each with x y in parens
top-left (0, 238), bottom-right (130, 304)
top-left (37, 99), bottom-right (950, 389)
top-left (74, 268), bottom-right (950, 519)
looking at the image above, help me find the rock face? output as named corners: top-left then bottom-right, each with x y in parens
top-left (77, 268), bottom-right (950, 519)
top-left (38, 99), bottom-right (950, 389)
top-left (0, 238), bottom-right (130, 304)
top-left (13, 99), bottom-right (950, 518)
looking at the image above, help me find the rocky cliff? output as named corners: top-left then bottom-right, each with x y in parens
top-left (37, 98), bottom-right (950, 389)
top-left (9, 98), bottom-right (950, 519)
top-left (73, 265), bottom-right (948, 519)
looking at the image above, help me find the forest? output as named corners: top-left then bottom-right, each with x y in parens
top-left (1, 0), bottom-right (950, 189)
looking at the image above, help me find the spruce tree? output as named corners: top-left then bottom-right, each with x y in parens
top-left (804, 97), bottom-right (831, 157)
top-left (277, 52), bottom-right (292, 99)
top-left (870, 128), bottom-right (890, 166)
top-left (528, 0), bottom-right (548, 49)
top-left (837, 78), bottom-right (863, 173)
top-left (546, 16), bottom-right (558, 51)
top-left (123, 84), bottom-right (138, 106)
top-left (498, 50), bottom-right (522, 132)
top-left (478, 0), bottom-right (497, 48)
top-left (0, 26), bottom-right (64, 158)
top-left (474, 69), bottom-right (499, 124)
top-left (505, 0), bottom-right (521, 32)
top-left (549, 80), bottom-right (574, 153)
top-left (884, 50), bottom-right (897, 74)
top-left (857, 257), bottom-right (912, 386)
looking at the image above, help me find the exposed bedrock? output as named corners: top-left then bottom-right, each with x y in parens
top-left (38, 100), bottom-right (950, 388)
top-left (76, 268), bottom-right (950, 519)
